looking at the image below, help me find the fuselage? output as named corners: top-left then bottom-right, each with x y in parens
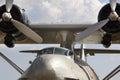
top-left (19, 47), bottom-right (99, 80)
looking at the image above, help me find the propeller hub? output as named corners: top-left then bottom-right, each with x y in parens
top-left (2, 12), bottom-right (12, 21)
top-left (109, 11), bottom-right (119, 21)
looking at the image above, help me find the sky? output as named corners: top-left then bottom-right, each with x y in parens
top-left (0, 0), bottom-right (120, 80)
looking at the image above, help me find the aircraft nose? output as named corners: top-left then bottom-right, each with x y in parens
top-left (20, 55), bottom-right (57, 80)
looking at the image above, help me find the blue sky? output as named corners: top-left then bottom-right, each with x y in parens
top-left (0, 0), bottom-right (120, 80)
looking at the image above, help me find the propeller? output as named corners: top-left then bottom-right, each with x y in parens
top-left (109, 0), bottom-right (119, 21)
top-left (110, 0), bottom-right (116, 12)
top-left (6, 0), bottom-right (13, 12)
top-left (11, 19), bottom-right (43, 43)
top-left (75, 0), bottom-right (119, 42)
top-left (0, 0), bottom-right (43, 43)
top-left (75, 19), bottom-right (109, 42)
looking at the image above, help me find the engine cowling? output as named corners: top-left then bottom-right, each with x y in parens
top-left (0, 4), bottom-right (29, 48)
top-left (98, 3), bottom-right (120, 33)
top-left (0, 1), bottom-right (42, 48)
top-left (0, 4), bottom-right (25, 34)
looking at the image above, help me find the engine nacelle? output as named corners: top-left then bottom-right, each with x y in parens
top-left (98, 3), bottom-right (120, 33)
top-left (0, 4), bottom-right (28, 34)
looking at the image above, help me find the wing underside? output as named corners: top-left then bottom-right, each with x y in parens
top-left (0, 24), bottom-right (120, 44)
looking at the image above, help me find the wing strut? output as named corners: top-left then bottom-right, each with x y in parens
top-left (0, 52), bottom-right (24, 74)
top-left (103, 65), bottom-right (120, 80)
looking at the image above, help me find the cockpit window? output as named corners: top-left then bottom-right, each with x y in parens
top-left (40, 48), bottom-right (53, 54)
top-left (54, 48), bottom-right (67, 55)
top-left (39, 47), bottom-right (74, 56)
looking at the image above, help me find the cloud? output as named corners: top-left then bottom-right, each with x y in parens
top-left (0, 0), bottom-right (4, 5)
top-left (9, 0), bottom-right (104, 23)
top-left (37, 0), bottom-right (103, 22)
top-left (41, 1), bottom-right (62, 19)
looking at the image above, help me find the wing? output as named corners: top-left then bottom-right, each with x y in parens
top-left (0, 23), bottom-right (102, 43)
top-left (29, 23), bottom-right (103, 44)
top-left (0, 23), bottom-right (120, 44)
top-left (24, 23), bottom-right (120, 44)
top-left (33, 23), bottom-right (103, 44)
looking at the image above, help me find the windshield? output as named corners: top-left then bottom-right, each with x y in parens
top-left (40, 47), bottom-right (73, 56)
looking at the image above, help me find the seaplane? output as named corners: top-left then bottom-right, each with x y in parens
top-left (0, 0), bottom-right (120, 79)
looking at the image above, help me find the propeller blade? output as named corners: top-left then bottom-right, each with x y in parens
top-left (6, 0), bottom-right (13, 12)
top-left (11, 19), bottom-right (43, 43)
top-left (0, 18), bottom-right (2, 22)
top-left (75, 19), bottom-right (109, 42)
top-left (110, 0), bottom-right (117, 12)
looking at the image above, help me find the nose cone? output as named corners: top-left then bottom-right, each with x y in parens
top-left (20, 54), bottom-right (76, 80)
top-left (20, 54), bottom-right (57, 80)
top-left (19, 54), bottom-right (93, 80)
